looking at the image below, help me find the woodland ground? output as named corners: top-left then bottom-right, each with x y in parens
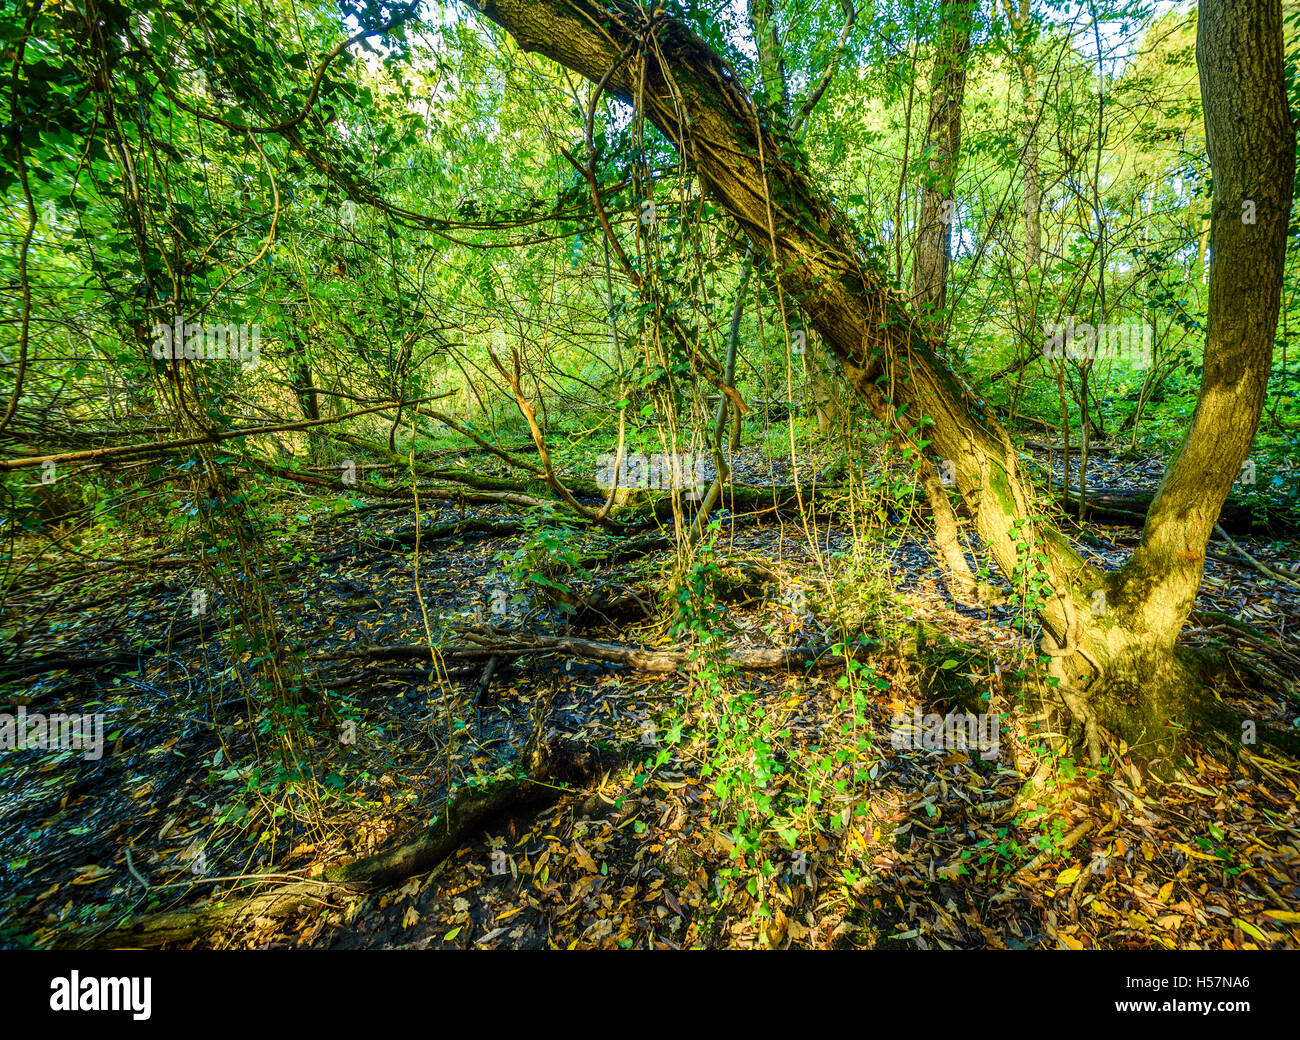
top-left (2, 444), bottom-right (1298, 950)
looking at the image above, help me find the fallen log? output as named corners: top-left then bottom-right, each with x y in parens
top-left (359, 629), bottom-right (869, 675)
top-left (577, 534), bottom-right (672, 568)
top-left (1053, 488), bottom-right (1299, 536)
top-left (1213, 523), bottom-right (1300, 588)
top-left (1022, 438), bottom-right (1119, 456)
top-left (0, 651), bottom-right (144, 683)
top-left (363, 518), bottom-right (524, 551)
top-left (616, 481), bottom-right (836, 527)
top-left (332, 432), bottom-right (558, 495)
top-left (53, 735), bottom-right (617, 949)
top-left (0, 398), bottom-right (428, 473)
top-left (320, 664), bottom-right (484, 690)
top-left (0, 609), bottom-right (228, 686)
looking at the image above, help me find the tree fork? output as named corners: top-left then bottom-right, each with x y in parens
top-left (460, 0), bottom-right (1293, 761)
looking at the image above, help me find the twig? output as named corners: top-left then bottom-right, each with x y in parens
top-left (1215, 523), bottom-right (1300, 589)
top-left (124, 846), bottom-right (151, 893)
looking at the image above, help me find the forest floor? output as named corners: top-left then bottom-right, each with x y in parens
top-left (2, 446), bottom-right (1299, 949)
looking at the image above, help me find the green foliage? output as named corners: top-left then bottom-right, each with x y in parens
top-left (497, 509), bottom-right (592, 615)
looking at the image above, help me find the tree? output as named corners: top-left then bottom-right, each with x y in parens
top-left (907, 0), bottom-right (983, 602)
top-left (911, 0), bottom-right (975, 322)
top-left (461, 0), bottom-right (1295, 761)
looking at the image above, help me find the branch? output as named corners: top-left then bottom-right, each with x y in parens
top-left (486, 346), bottom-right (624, 530)
top-left (1214, 523), bottom-right (1300, 589)
top-left (793, 1), bottom-right (856, 133)
top-left (0, 398), bottom-right (434, 471)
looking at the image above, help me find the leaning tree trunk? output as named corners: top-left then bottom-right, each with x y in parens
top-left (463, 0), bottom-right (1294, 761)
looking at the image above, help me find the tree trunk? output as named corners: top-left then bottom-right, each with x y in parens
top-left (1022, 60), bottom-right (1041, 272)
top-left (909, 0), bottom-right (980, 602)
top-left (911, 0), bottom-right (973, 321)
top-left (1001, 0), bottom-right (1042, 412)
top-left (806, 344), bottom-right (842, 436)
top-left (747, 0), bottom-right (791, 117)
top-left (1078, 0), bottom-right (1295, 748)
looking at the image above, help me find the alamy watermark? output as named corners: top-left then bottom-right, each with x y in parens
top-left (595, 452), bottom-right (708, 501)
top-left (50, 972), bottom-right (150, 1020)
top-left (1043, 317), bottom-right (1152, 368)
top-left (891, 708), bottom-right (999, 760)
top-left (0, 706), bottom-right (105, 761)
top-left (151, 318), bottom-right (261, 367)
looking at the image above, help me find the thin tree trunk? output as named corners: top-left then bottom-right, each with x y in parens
top-left (911, 0), bottom-right (973, 322)
top-left (693, 250), bottom-right (752, 539)
top-left (1001, 0), bottom-right (1042, 449)
top-left (909, 0), bottom-right (980, 601)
